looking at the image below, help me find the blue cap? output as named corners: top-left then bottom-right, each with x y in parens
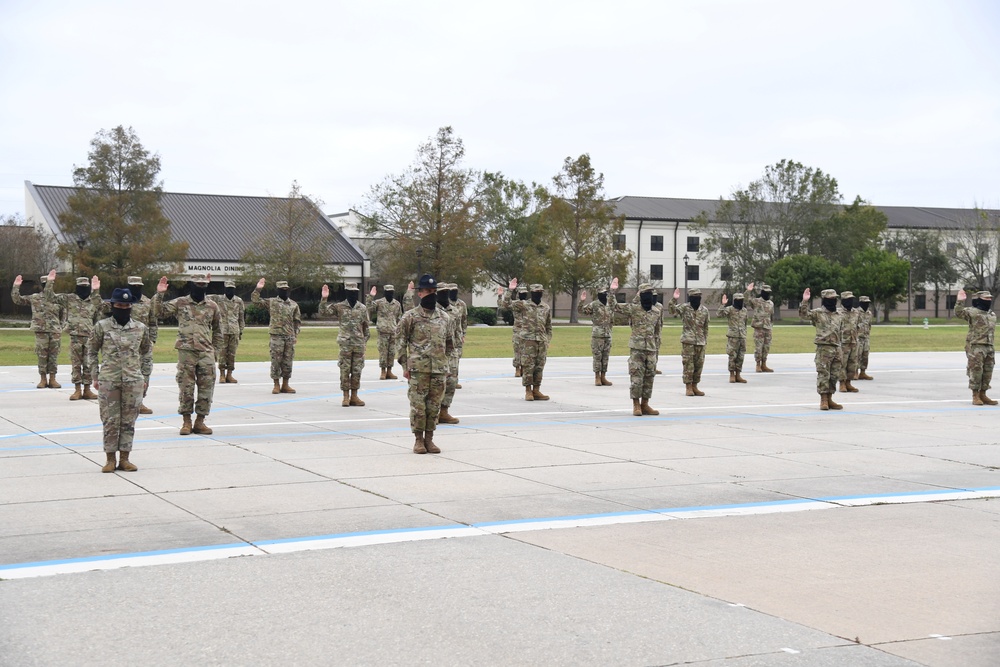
top-left (417, 274), bottom-right (436, 290)
top-left (105, 287), bottom-right (138, 305)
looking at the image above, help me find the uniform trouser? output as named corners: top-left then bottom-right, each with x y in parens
top-left (99, 380), bottom-right (144, 452)
top-left (726, 337), bottom-right (746, 373)
top-left (967, 344), bottom-right (995, 391)
top-left (442, 355), bottom-right (459, 407)
top-left (269, 335), bottom-right (295, 379)
top-left (591, 336), bottom-right (612, 373)
top-left (69, 335), bottom-right (92, 384)
top-left (628, 348), bottom-right (657, 399)
top-left (858, 337), bottom-right (870, 370)
top-left (34, 332), bottom-right (61, 375)
top-left (455, 343), bottom-right (464, 379)
top-left (840, 342), bottom-right (859, 381)
top-left (814, 345), bottom-right (843, 395)
top-left (219, 333), bottom-right (240, 371)
top-left (521, 339), bottom-right (548, 387)
top-left (681, 343), bottom-right (706, 384)
top-left (753, 328), bottom-right (772, 362)
top-left (408, 371), bottom-right (446, 433)
top-left (339, 346), bottom-right (365, 391)
top-left (376, 332), bottom-right (396, 368)
top-left (176, 349), bottom-right (216, 416)
top-left (512, 333), bottom-right (522, 368)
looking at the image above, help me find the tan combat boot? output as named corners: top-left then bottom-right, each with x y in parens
top-left (838, 380), bottom-right (849, 393)
top-left (37, 373), bottom-right (48, 389)
top-left (600, 372), bottom-right (613, 386)
top-left (755, 361), bottom-right (762, 373)
top-left (595, 373), bottom-right (602, 386)
top-left (640, 399), bottom-right (659, 416)
top-left (858, 370), bottom-right (873, 380)
top-left (226, 370), bottom-right (237, 384)
top-left (83, 385), bottom-right (98, 400)
top-left (385, 368), bottom-right (398, 380)
top-left (69, 384), bottom-right (82, 400)
top-left (685, 383), bottom-right (695, 396)
top-left (48, 373), bottom-right (61, 389)
top-left (424, 431), bottom-right (441, 454)
top-left (380, 368), bottom-right (387, 380)
top-left (101, 452), bottom-right (117, 473)
top-left (117, 451), bottom-right (137, 472)
top-left (281, 378), bottom-right (296, 394)
top-left (514, 366), bottom-right (522, 378)
top-left (729, 372), bottom-right (736, 384)
top-left (139, 404), bottom-right (153, 415)
top-left (761, 360), bottom-right (774, 372)
top-left (820, 394), bottom-right (830, 410)
top-left (219, 367), bottom-right (225, 383)
top-left (192, 415), bottom-right (213, 435)
top-left (632, 399), bottom-right (642, 416)
top-left (413, 431), bottom-right (427, 454)
top-left (735, 372), bottom-right (747, 384)
top-left (349, 389), bottom-right (365, 406)
top-left (525, 386), bottom-right (534, 401)
top-left (342, 391), bottom-right (351, 407)
top-left (532, 385), bottom-right (549, 401)
top-left (845, 380), bottom-right (859, 393)
top-left (456, 383), bottom-right (463, 389)
top-left (973, 391), bottom-right (985, 406)
top-left (691, 384), bottom-right (705, 397)
top-left (980, 390), bottom-right (998, 406)
top-left (655, 368), bottom-right (662, 374)
top-left (438, 406), bottom-right (459, 424)
top-left (827, 395), bottom-right (843, 410)
top-left (179, 414), bottom-right (193, 435)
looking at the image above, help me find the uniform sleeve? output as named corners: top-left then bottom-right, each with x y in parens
top-left (716, 305), bottom-right (731, 318)
top-left (405, 288), bottom-right (418, 310)
top-left (578, 300), bottom-right (593, 316)
top-left (365, 294), bottom-right (376, 314)
top-left (154, 293), bottom-right (178, 318)
top-left (667, 299), bottom-right (680, 316)
top-left (501, 289), bottom-right (513, 309)
top-left (798, 300), bottom-right (810, 320)
top-left (545, 308), bottom-right (553, 342)
top-left (10, 284), bottom-right (28, 306)
top-left (87, 323), bottom-right (103, 384)
top-left (318, 299), bottom-right (340, 320)
top-left (251, 289), bottom-right (264, 306)
top-left (211, 305), bottom-right (223, 354)
top-left (140, 326), bottom-right (153, 378)
top-left (293, 304), bottom-right (302, 338)
top-left (363, 306), bottom-right (371, 341)
top-left (238, 299), bottom-right (246, 335)
top-left (397, 313), bottom-right (411, 366)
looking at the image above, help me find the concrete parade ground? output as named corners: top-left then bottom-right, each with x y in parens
top-left (0, 351), bottom-right (998, 666)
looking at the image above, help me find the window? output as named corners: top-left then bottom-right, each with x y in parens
top-left (686, 264), bottom-right (700, 281)
top-left (649, 264), bottom-right (663, 280)
top-left (612, 234), bottom-right (626, 250)
top-left (946, 294), bottom-right (957, 310)
top-left (686, 236), bottom-right (700, 252)
top-left (789, 298), bottom-right (799, 310)
top-left (978, 243), bottom-right (990, 260)
top-left (946, 242), bottom-right (958, 258)
top-left (720, 265), bottom-right (733, 281)
top-left (721, 237), bottom-right (734, 254)
top-left (914, 294), bottom-right (927, 310)
top-left (650, 235), bottom-right (663, 251)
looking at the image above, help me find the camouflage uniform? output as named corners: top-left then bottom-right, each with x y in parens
top-left (153, 284), bottom-right (223, 418)
top-left (746, 286), bottom-right (775, 371)
top-left (857, 297), bottom-right (873, 377)
top-left (398, 287), bottom-right (453, 443)
top-left (89, 316), bottom-right (153, 454)
top-left (502, 287), bottom-right (529, 374)
top-left (668, 291), bottom-right (710, 391)
top-left (717, 295), bottom-right (749, 379)
top-left (800, 289), bottom-right (844, 407)
top-left (12, 278), bottom-right (64, 380)
top-left (449, 286), bottom-right (468, 386)
top-left (252, 285), bottom-right (301, 381)
top-left (208, 284), bottom-right (245, 374)
top-left (320, 289), bottom-right (371, 393)
top-left (438, 285), bottom-right (462, 415)
top-left (48, 279), bottom-right (102, 386)
top-left (837, 292), bottom-right (861, 392)
top-left (616, 285), bottom-right (663, 408)
top-left (366, 286), bottom-right (403, 373)
top-left (957, 294), bottom-right (996, 400)
top-left (503, 285), bottom-right (553, 397)
top-left (578, 292), bottom-right (615, 379)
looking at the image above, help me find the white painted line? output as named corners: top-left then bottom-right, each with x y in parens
top-left (830, 490), bottom-right (989, 506)
top-left (259, 526), bottom-right (485, 554)
top-left (476, 512), bottom-right (672, 534)
top-left (780, 648), bottom-right (801, 654)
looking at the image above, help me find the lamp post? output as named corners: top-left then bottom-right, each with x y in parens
top-left (683, 253), bottom-right (689, 299)
top-left (416, 248), bottom-right (423, 276)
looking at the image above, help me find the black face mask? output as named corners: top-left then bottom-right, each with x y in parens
top-left (189, 284), bottom-right (206, 302)
top-left (822, 297), bottom-right (838, 312)
top-left (860, 302), bottom-right (869, 312)
top-left (689, 296), bottom-right (701, 310)
top-left (112, 308), bottom-right (131, 326)
top-left (734, 299), bottom-right (744, 310)
top-left (384, 291), bottom-right (394, 302)
top-left (449, 288), bottom-right (458, 302)
top-left (977, 299), bottom-right (992, 312)
top-left (531, 292), bottom-right (542, 305)
top-left (420, 293), bottom-right (437, 310)
top-left (640, 292), bottom-right (654, 311)
top-left (346, 291), bottom-right (357, 307)
top-left (437, 291), bottom-right (450, 307)
top-left (597, 292), bottom-right (607, 305)
top-left (760, 291), bottom-right (771, 300)
top-left (225, 287), bottom-right (236, 299)
top-left (518, 292), bottom-right (528, 301)
top-left (842, 298), bottom-right (854, 310)
top-left (278, 288), bottom-right (290, 301)
top-left (75, 286), bottom-right (91, 299)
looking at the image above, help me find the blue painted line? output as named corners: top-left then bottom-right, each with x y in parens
top-left (0, 542), bottom-right (250, 572)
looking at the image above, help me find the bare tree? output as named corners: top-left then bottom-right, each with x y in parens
top-left (0, 213), bottom-right (58, 313)
top-left (949, 208), bottom-right (1000, 296)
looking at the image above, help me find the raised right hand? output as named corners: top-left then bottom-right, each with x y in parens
top-left (370, 286), bottom-right (377, 296)
top-left (407, 280), bottom-right (414, 290)
top-left (747, 282), bottom-right (754, 291)
top-left (611, 277), bottom-right (619, 290)
top-left (673, 288), bottom-right (681, 299)
top-left (13, 274), bottom-right (22, 287)
top-left (47, 269), bottom-right (57, 283)
top-left (580, 290), bottom-right (588, 302)
top-left (721, 294), bottom-right (728, 305)
top-left (321, 284), bottom-right (330, 299)
top-left (157, 277), bottom-right (168, 294)
top-left (958, 288), bottom-right (967, 301)
top-left (803, 288), bottom-right (811, 301)
top-left (509, 277), bottom-right (518, 290)
top-left (256, 278), bottom-right (266, 290)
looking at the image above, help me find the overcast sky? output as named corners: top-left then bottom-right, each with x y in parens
top-left (2, 0), bottom-right (998, 220)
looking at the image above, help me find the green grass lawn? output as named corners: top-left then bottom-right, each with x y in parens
top-left (0, 323), bottom-right (970, 366)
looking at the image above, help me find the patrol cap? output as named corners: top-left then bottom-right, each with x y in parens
top-left (189, 273), bottom-right (209, 285)
top-left (105, 287), bottom-right (138, 305)
top-left (275, 281), bottom-right (290, 289)
top-left (638, 283), bottom-right (654, 293)
top-left (127, 276), bottom-right (144, 285)
top-left (859, 296), bottom-right (871, 303)
top-left (530, 284), bottom-right (544, 292)
top-left (517, 286), bottom-right (527, 294)
top-left (688, 288), bottom-right (702, 296)
top-left (821, 289), bottom-right (837, 298)
top-left (76, 277), bottom-right (89, 286)
top-left (383, 284), bottom-right (395, 292)
top-left (224, 280), bottom-right (236, 288)
top-left (440, 282), bottom-right (453, 290)
top-left (840, 291), bottom-right (854, 299)
top-left (760, 284), bottom-right (771, 291)
top-left (733, 292), bottom-right (744, 300)
top-left (344, 282), bottom-right (358, 291)
top-left (39, 275), bottom-right (48, 283)
top-left (417, 274), bottom-right (436, 290)
top-left (979, 291), bottom-right (993, 301)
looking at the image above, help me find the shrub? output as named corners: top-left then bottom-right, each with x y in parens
top-left (467, 306), bottom-right (497, 326)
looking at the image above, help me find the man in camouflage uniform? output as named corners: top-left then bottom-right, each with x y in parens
top-left (497, 285), bottom-right (529, 377)
top-left (398, 273), bottom-right (453, 454)
top-left (320, 281), bottom-right (371, 407)
top-left (668, 287), bottom-right (710, 396)
top-left (48, 275), bottom-right (102, 400)
top-left (447, 284), bottom-right (468, 388)
top-left (956, 288), bottom-right (997, 406)
top-left (90, 287), bottom-right (153, 473)
top-left (436, 283), bottom-right (462, 424)
top-left (856, 296), bottom-right (874, 380)
top-left (503, 278), bottom-right (553, 401)
top-left (253, 279), bottom-right (301, 394)
top-left (366, 284), bottom-right (403, 380)
top-left (800, 287), bottom-right (844, 411)
top-left (717, 291), bottom-right (749, 384)
top-left (208, 280), bottom-right (245, 384)
top-left (616, 282), bottom-right (662, 416)
top-left (837, 291), bottom-right (861, 393)
top-left (578, 278), bottom-right (619, 386)
top-left (11, 270), bottom-right (64, 388)
top-left (154, 274), bottom-right (223, 435)
top-left (746, 282), bottom-right (775, 372)
top-left (120, 277), bottom-right (158, 414)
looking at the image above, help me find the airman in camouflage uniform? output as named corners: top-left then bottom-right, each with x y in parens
top-left (717, 292), bottom-right (749, 384)
top-left (956, 288), bottom-right (997, 406)
top-left (578, 279), bottom-right (618, 386)
top-left (366, 284), bottom-right (403, 380)
top-left (90, 287), bottom-right (153, 473)
top-left (837, 291), bottom-right (861, 393)
top-left (497, 285), bottom-right (529, 376)
top-left (48, 276), bottom-right (102, 400)
top-left (154, 274), bottom-right (223, 435)
top-left (398, 273), bottom-right (453, 454)
top-left (616, 283), bottom-right (663, 415)
top-left (800, 287), bottom-right (844, 410)
top-left (11, 271), bottom-right (64, 388)
top-left (448, 284), bottom-right (468, 388)
top-left (503, 279), bottom-right (553, 401)
top-left (253, 279), bottom-right (301, 395)
top-left (668, 287), bottom-right (710, 396)
top-left (746, 282), bottom-right (775, 372)
top-left (320, 281), bottom-right (371, 407)
top-left (856, 296), bottom-right (874, 380)
top-left (105, 277), bottom-right (159, 414)
top-left (436, 283), bottom-right (462, 424)
top-left (208, 280), bottom-right (245, 384)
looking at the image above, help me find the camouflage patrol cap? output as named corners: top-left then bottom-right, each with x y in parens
top-left (821, 289), bottom-right (837, 298)
top-left (688, 288), bottom-right (702, 296)
top-left (190, 273), bottom-right (209, 285)
top-left (383, 284), bottom-right (395, 292)
top-left (530, 284), bottom-right (544, 292)
top-left (638, 283), bottom-right (654, 293)
top-left (517, 286), bottom-right (527, 294)
top-left (127, 276), bottom-right (144, 285)
top-left (224, 280), bottom-right (236, 288)
top-left (39, 275), bottom-right (48, 283)
top-left (276, 281), bottom-right (290, 289)
top-left (76, 277), bottom-right (89, 286)
top-left (980, 291), bottom-right (993, 301)
top-left (344, 282), bottom-right (358, 291)
top-left (439, 282), bottom-right (452, 290)
top-left (760, 284), bottom-right (771, 291)
top-left (840, 291), bottom-right (854, 299)
top-left (859, 296), bottom-right (871, 303)
top-left (733, 292), bottom-right (745, 300)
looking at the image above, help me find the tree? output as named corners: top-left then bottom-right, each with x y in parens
top-left (764, 254), bottom-right (841, 316)
top-left (58, 126), bottom-right (187, 285)
top-left (808, 196), bottom-right (887, 266)
top-left (478, 172), bottom-right (551, 288)
top-left (691, 159), bottom-right (842, 286)
top-left (240, 181), bottom-right (342, 290)
top-left (358, 127), bottom-right (486, 287)
top-left (842, 247), bottom-right (910, 322)
top-left (537, 154), bottom-right (630, 323)
top-left (888, 229), bottom-right (957, 317)
top-left (0, 214), bottom-right (58, 306)
top-left (948, 208), bottom-right (1000, 296)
